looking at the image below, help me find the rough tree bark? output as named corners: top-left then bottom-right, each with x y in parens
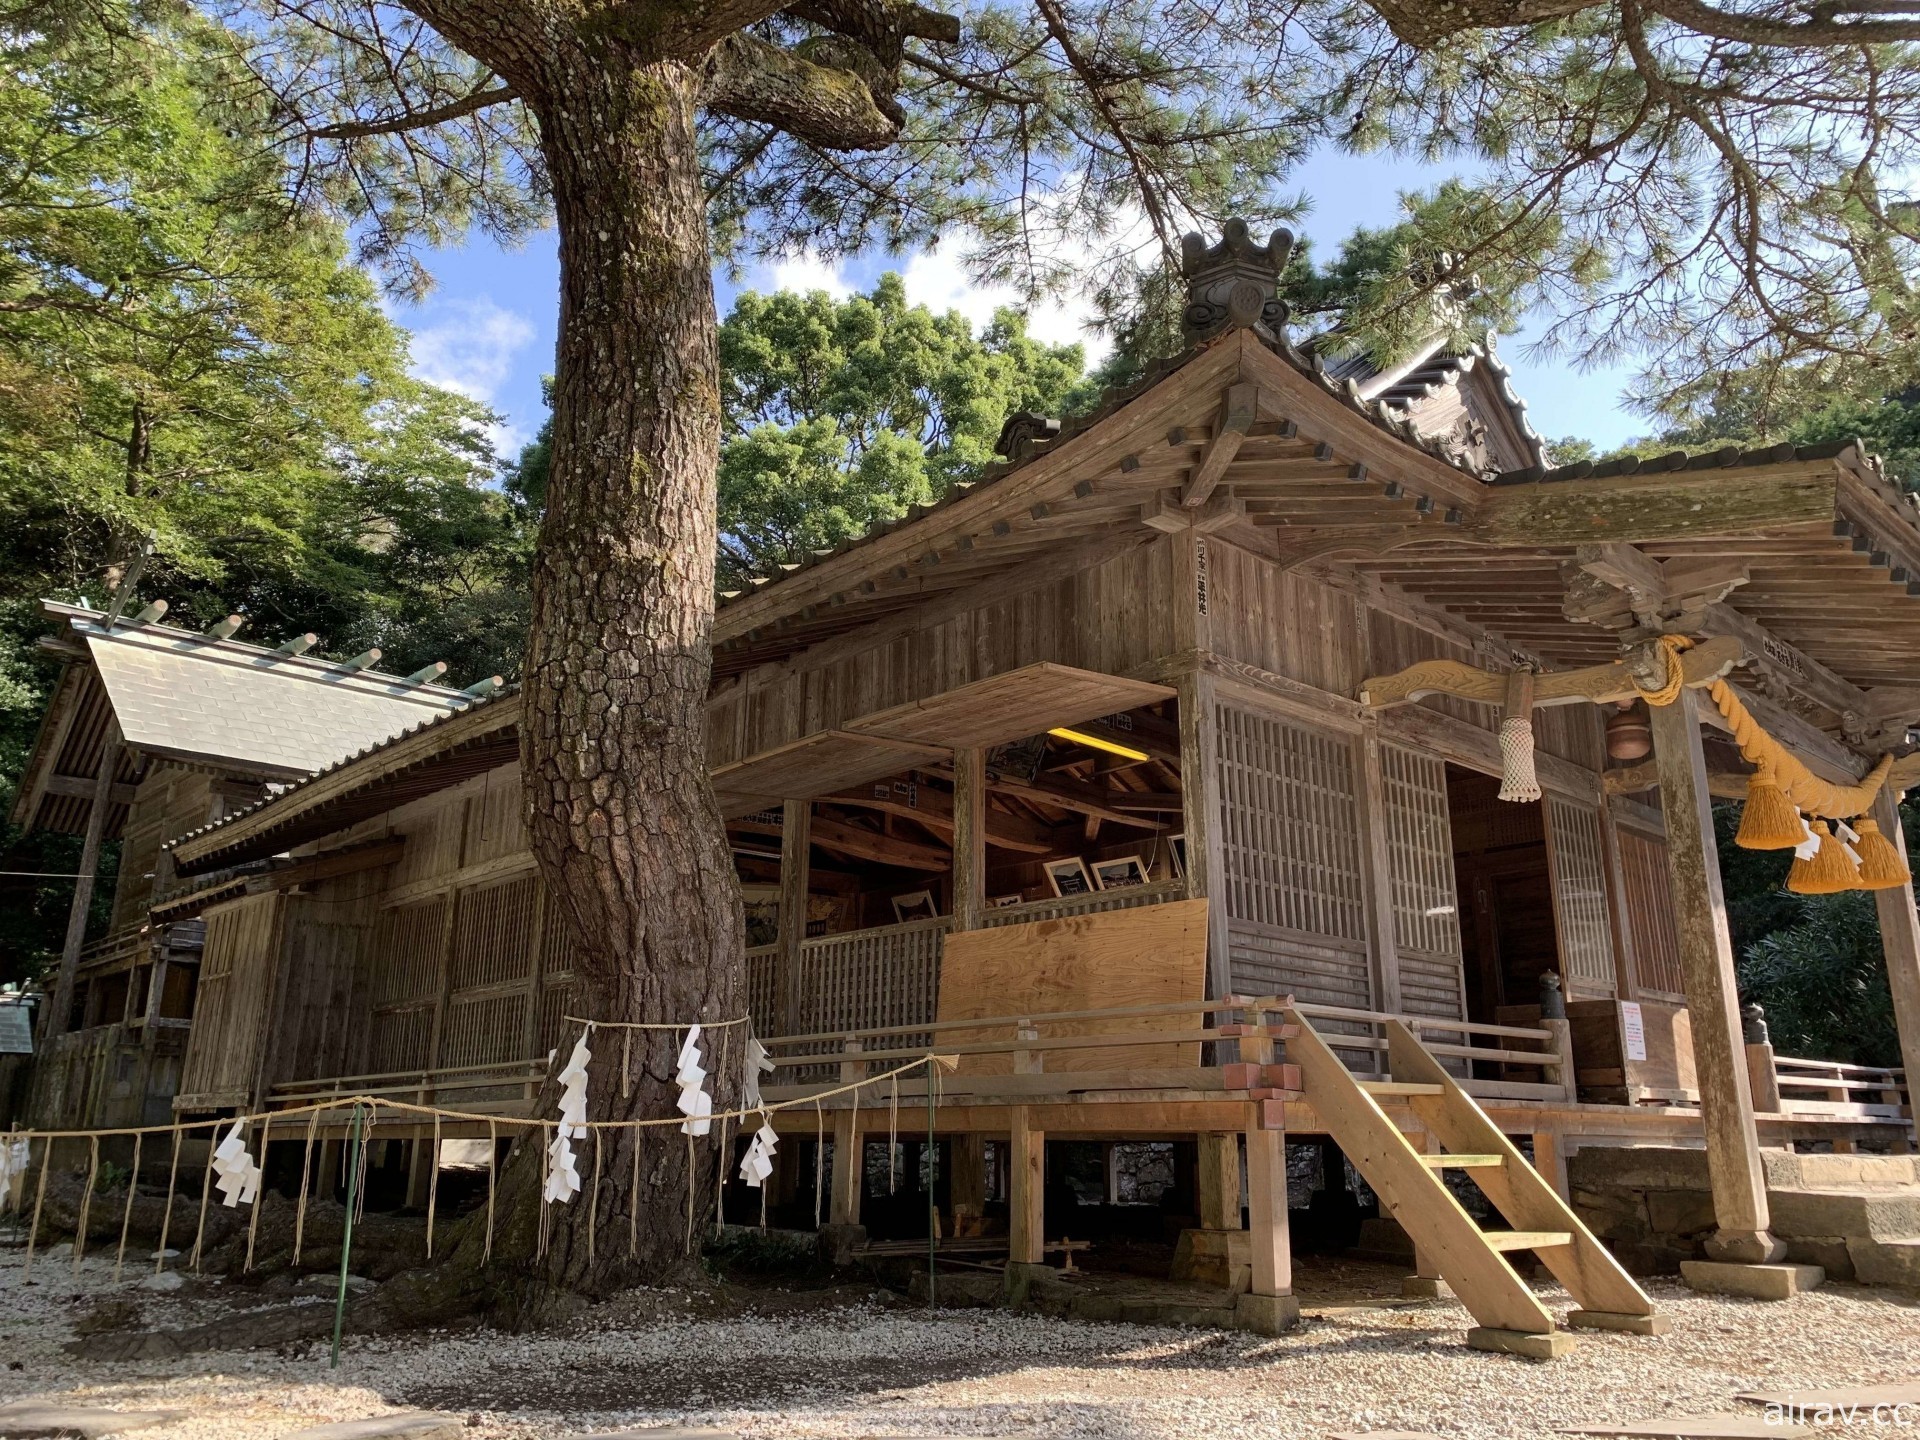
top-left (349, 0), bottom-right (937, 1316)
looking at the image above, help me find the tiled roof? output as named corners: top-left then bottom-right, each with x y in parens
top-left (57, 603), bottom-right (479, 780)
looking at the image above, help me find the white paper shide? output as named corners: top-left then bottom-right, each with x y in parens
top-left (676, 1025), bottom-right (712, 1136)
top-left (212, 1121), bottom-right (262, 1207)
top-left (546, 1032), bottom-right (592, 1205)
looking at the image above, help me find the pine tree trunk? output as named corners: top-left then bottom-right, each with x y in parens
top-left (499, 51), bottom-right (743, 1294)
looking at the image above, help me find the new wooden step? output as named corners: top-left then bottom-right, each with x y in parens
top-left (1420, 1153), bottom-right (1504, 1169)
top-left (1358, 1081), bottom-right (1445, 1096)
top-left (1483, 1230), bottom-right (1572, 1252)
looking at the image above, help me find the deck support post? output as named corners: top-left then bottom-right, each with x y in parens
top-left (1007, 1107), bottom-right (1044, 1267)
top-left (776, 800), bottom-right (811, 1034)
top-left (949, 1134), bottom-right (987, 1235)
top-left (1648, 688), bottom-right (1782, 1265)
top-left (1869, 791), bottom-right (1920, 1110)
top-left (44, 721), bottom-right (121, 1042)
top-left (1196, 1132), bottom-right (1241, 1229)
top-left (1237, 1111), bottom-right (1298, 1334)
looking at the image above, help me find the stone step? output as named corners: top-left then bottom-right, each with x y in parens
top-left (1763, 1151), bottom-right (1919, 1192)
top-left (1768, 1188), bottom-right (1920, 1242)
top-left (1850, 1235), bottom-right (1920, 1289)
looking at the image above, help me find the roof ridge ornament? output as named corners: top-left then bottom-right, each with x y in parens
top-left (1180, 219), bottom-right (1295, 345)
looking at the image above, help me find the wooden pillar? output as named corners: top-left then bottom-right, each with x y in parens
top-left (44, 721), bottom-right (121, 1041)
top-left (1648, 688), bottom-right (1780, 1263)
top-left (1196, 1132), bottom-right (1241, 1229)
top-left (829, 1039), bottom-right (864, 1227)
top-left (776, 799), bottom-right (811, 1034)
top-left (950, 748), bottom-right (986, 933)
top-left (1008, 1107), bottom-right (1044, 1265)
top-left (1869, 791), bottom-right (1920, 1104)
top-left (1355, 726), bottom-right (1404, 1019)
top-left (1177, 668), bottom-right (1230, 998)
top-left (1531, 1130), bottom-right (1570, 1202)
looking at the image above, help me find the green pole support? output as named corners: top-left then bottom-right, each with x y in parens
top-left (926, 1058), bottom-right (936, 1309)
top-left (330, 1104), bottom-right (364, 1369)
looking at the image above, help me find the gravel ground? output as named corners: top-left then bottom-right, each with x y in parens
top-left (2, 1245), bottom-right (1917, 1439)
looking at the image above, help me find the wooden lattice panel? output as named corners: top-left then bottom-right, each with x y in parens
top-left (795, 918), bottom-right (946, 1036)
top-left (371, 898), bottom-right (446, 1006)
top-left (1617, 826), bottom-right (1686, 999)
top-left (177, 890), bottom-right (283, 1107)
top-left (367, 1006), bottom-right (433, 1075)
top-left (1214, 701), bottom-right (1371, 1006)
top-left (1380, 745), bottom-right (1468, 1023)
top-left (745, 944), bottom-right (780, 1036)
top-left (440, 991), bottom-right (528, 1069)
top-left (449, 876), bottom-right (537, 991)
top-left (979, 879), bottom-right (1185, 929)
top-left (1546, 795), bottom-right (1617, 993)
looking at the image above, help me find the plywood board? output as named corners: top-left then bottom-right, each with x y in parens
top-left (936, 897), bottom-right (1208, 1074)
top-left (849, 662), bottom-right (1175, 751)
top-left (711, 730), bottom-right (946, 817)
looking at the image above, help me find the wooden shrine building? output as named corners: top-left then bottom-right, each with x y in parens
top-left (3, 600), bottom-right (488, 1128)
top-left (79, 221), bottom-right (1920, 1353)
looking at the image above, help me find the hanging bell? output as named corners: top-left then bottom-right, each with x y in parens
top-left (1605, 702), bottom-right (1652, 762)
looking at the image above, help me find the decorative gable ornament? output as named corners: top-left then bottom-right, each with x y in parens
top-left (545, 1033), bottom-right (591, 1204)
top-left (212, 1122), bottom-right (262, 1207)
top-left (676, 1025), bottom-right (712, 1136)
top-left (1180, 219), bottom-right (1295, 345)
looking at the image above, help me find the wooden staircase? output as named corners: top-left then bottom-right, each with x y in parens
top-left (1285, 1007), bottom-right (1664, 1357)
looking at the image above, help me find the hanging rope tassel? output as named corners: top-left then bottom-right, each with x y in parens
top-left (683, 1131), bottom-right (696, 1254)
top-left (483, 1118), bottom-right (497, 1265)
top-left (73, 1134), bottom-right (100, 1271)
top-left (293, 1108), bottom-right (319, 1266)
top-left (189, 1130), bottom-right (215, 1275)
top-left (629, 1130), bottom-right (641, 1260)
top-left (587, 1127), bottom-right (602, 1264)
top-left (1734, 759), bottom-right (1804, 850)
top-left (1854, 816), bottom-right (1912, 889)
top-left (813, 1099), bottom-right (825, 1229)
top-left (114, 1130), bottom-right (142, 1284)
top-left (156, 1126), bottom-right (181, 1275)
top-left (1496, 717), bottom-right (1541, 803)
top-left (1789, 820), bottom-right (1861, 894)
top-left (425, 1113), bottom-right (442, 1259)
top-left (24, 1136), bottom-right (51, 1281)
top-left (244, 1115), bottom-right (271, 1273)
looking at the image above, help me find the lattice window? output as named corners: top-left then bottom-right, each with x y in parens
top-left (449, 876), bottom-right (537, 991)
top-left (1618, 827), bottom-right (1685, 998)
top-left (440, 992), bottom-right (528, 1068)
top-left (1381, 746), bottom-right (1466, 1022)
top-left (367, 1006), bottom-right (433, 1074)
top-left (796, 919), bottom-right (946, 1036)
top-left (1547, 795), bottom-right (1617, 992)
top-left (745, 944), bottom-right (780, 1036)
top-left (371, 899), bottom-right (446, 1006)
top-left (1213, 703), bottom-right (1366, 942)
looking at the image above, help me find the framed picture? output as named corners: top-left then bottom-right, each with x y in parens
top-left (1043, 857), bottom-right (1094, 897)
top-left (891, 889), bottom-right (938, 923)
top-left (989, 893), bottom-right (1025, 909)
top-left (1090, 854), bottom-right (1150, 890)
top-left (1166, 833), bottom-right (1188, 882)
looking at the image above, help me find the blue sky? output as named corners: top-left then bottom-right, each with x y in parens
top-left (395, 144), bottom-right (1647, 463)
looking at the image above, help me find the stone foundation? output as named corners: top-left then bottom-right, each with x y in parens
top-left (1568, 1147), bottom-right (1919, 1289)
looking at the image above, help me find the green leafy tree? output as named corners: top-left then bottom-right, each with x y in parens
top-left (0, 5), bottom-right (533, 986)
top-left (714, 275), bottom-right (1086, 585)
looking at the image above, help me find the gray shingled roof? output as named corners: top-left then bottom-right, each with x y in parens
top-left (61, 604), bottom-right (477, 780)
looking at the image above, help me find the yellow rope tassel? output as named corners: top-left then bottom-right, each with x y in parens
top-left (1788, 821), bottom-right (1861, 894)
top-left (1854, 817), bottom-right (1912, 889)
top-left (1735, 761), bottom-right (1804, 850)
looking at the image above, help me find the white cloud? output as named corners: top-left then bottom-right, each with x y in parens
top-left (765, 252), bottom-right (855, 299)
top-left (899, 249), bottom-right (1110, 362)
top-left (406, 295), bottom-right (538, 454)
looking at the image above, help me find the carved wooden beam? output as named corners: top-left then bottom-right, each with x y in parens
top-left (1603, 760), bottom-right (1748, 801)
top-left (1562, 542), bottom-right (1752, 633)
top-left (1181, 382), bottom-right (1257, 508)
top-left (1358, 635), bottom-right (1743, 710)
